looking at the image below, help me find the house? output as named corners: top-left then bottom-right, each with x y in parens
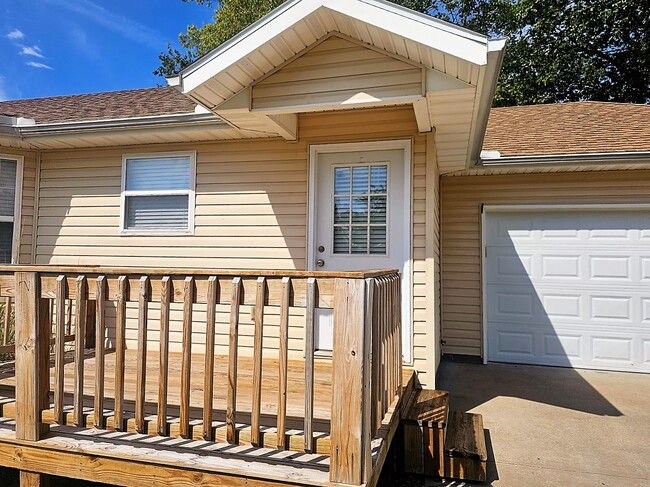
top-left (0, 0), bottom-right (648, 485)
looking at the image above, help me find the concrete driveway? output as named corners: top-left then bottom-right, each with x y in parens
top-left (434, 360), bottom-right (650, 487)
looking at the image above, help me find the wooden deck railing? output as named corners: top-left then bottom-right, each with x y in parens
top-left (0, 265), bottom-right (402, 486)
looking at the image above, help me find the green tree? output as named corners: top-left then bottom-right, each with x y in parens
top-left (157, 0), bottom-right (650, 106)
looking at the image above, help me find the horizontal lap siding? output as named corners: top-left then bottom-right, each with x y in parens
top-left (34, 107), bottom-right (436, 383)
top-left (36, 141), bottom-right (307, 269)
top-left (440, 169), bottom-right (650, 357)
top-left (252, 36), bottom-right (423, 110)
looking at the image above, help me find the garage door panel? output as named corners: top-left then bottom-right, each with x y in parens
top-left (488, 246), bottom-right (648, 286)
top-left (488, 285), bottom-right (647, 328)
top-left (485, 209), bottom-right (650, 373)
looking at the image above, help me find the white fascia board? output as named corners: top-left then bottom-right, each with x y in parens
top-left (17, 113), bottom-right (225, 137)
top-left (180, 0), bottom-right (320, 93)
top-left (176, 0), bottom-right (491, 94)
top-left (466, 38), bottom-right (507, 167)
top-left (325, 0), bottom-right (488, 65)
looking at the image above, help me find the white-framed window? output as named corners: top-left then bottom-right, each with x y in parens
top-left (0, 155), bottom-right (22, 264)
top-left (120, 151), bottom-right (196, 235)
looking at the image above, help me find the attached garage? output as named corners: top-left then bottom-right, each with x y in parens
top-left (483, 207), bottom-right (650, 373)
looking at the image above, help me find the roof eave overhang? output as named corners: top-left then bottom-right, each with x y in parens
top-left (170, 0), bottom-right (492, 96)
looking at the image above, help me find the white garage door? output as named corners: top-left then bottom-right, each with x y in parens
top-left (485, 208), bottom-right (650, 372)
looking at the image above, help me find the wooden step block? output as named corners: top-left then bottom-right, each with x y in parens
top-left (444, 411), bottom-right (487, 482)
top-left (403, 389), bottom-right (449, 477)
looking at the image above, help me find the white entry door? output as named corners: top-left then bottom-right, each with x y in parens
top-left (310, 145), bottom-right (410, 357)
top-left (485, 208), bottom-right (650, 373)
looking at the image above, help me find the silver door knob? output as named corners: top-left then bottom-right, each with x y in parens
top-left (316, 259), bottom-right (325, 267)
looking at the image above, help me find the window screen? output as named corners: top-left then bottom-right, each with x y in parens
top-left (0, 159), bottom-right (17, 263)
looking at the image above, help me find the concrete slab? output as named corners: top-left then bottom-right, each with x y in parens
top-left (431, 361), bottom-right (650, 486)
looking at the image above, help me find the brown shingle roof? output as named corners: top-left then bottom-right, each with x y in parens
top-left (483, 102), bottom-right (650, 157)
top-left (0, 87), bottom-right (197, 124)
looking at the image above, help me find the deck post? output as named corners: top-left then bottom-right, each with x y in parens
top-left (15, 271), bottom-right (50, 441)
top-left (19, 471), bottom-right (49, 487)
top-left (330, 277), bottom-right (372, 485)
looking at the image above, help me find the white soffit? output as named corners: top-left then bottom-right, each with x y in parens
top-left (171, 0), bottom-right (493, 109)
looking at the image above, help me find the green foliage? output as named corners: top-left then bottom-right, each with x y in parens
top-left (156, 0), bottom-right (650, 105)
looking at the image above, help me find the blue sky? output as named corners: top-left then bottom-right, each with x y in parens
top-left (0, 0), bottom-right (214, 101)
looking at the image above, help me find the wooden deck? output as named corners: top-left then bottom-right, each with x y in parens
top-left (0, 266), bottom-right (407, 486)
top-left (0, 349), bottom-right (334, 453)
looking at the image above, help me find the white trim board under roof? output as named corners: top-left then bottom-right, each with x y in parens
top-left (168, 0), bottom-right (506, 171)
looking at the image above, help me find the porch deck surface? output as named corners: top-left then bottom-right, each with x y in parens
top-left (0, 349), bottom-right (333, 453)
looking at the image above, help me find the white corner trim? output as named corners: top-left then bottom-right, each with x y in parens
top-left (308, 139), bottom-right (413, 364)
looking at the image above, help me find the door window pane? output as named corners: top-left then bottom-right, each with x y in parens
top-left (334, 167), bottom-right (350, 195)
top-left (332, 163), bottom-right (388, 255)
top-left (333, 197), bottom-right (350, 224)
top-left (351, 226), bottom-right (368, 254)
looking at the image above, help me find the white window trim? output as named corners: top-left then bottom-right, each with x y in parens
top-left (0, 154), bottom-right (23, 264)
top-left (120, 151), bottom-right (196, 236)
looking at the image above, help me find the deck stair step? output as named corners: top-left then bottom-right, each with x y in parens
top-left (444, 411), bottom-right (488, 482)
top-left (402, 389), bottom-right (448, 477)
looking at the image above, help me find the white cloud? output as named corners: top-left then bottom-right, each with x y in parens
top-left (20, 45), bottom-right (44, 58)
top-left (26, 61), bottom-right (53, 70)
top-left (43, 0), bottom-right (165, 49)
top-left (6, 29), bottom-right (24, 40)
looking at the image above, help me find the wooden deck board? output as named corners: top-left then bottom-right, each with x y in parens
top-left (0, 349), bottom-right (334, 453)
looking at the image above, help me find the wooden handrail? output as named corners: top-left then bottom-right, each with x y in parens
top-left (0, 265), bottom-right (399, 279)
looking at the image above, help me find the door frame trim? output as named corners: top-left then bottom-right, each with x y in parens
top-left (481, 203), bottom-right (650, 365)
top-left (308, 139), bottom-right (413, 363)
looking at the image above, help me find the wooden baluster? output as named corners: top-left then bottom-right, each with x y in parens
top-left (250, 277), bottom-right (266, 447)
top-left (304, 277), bottom-right (316, 453)
top-left (394, 274), bottom-right (400, 396)
top-left (202, 276), bottom-right (218, 441)
top-left (66, 298), bottom-right (72, 336)
top-left (330, 278), bottom-right (371, 485)
top-left (157, 276), bottom-right (171, 436)
top-left (135, 276), bottom-right (149, 434)
top-left (54, 276), bottom-right (67, 425)
top-left (94, 276), bottom-right (106, 429)
top-left (387, 277), bottom-right (394, 402)
top-left (2, 296), bottom-right (11, 346)
top-left (179, 276), bottom-right (194, 439)
top-left (73, 276), bottom-right (87, 427)
top-left (226, 277), bottom-right (241, 445)
top-left (380, 277), bottom-right (390, 419)
top-left (276, 277), bottom-right (290, 450)
top-left (114, 276), bottom-right (128, 432)
top-left (371, 278), bottom-right (380, 434)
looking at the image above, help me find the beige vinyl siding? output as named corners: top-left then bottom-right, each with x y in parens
top-left (440, 169), bottom-right (650, 357)
top-left (252, 35), bottom-right (423, 111)
top-left (35, 107), bottom-right (438, 386)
